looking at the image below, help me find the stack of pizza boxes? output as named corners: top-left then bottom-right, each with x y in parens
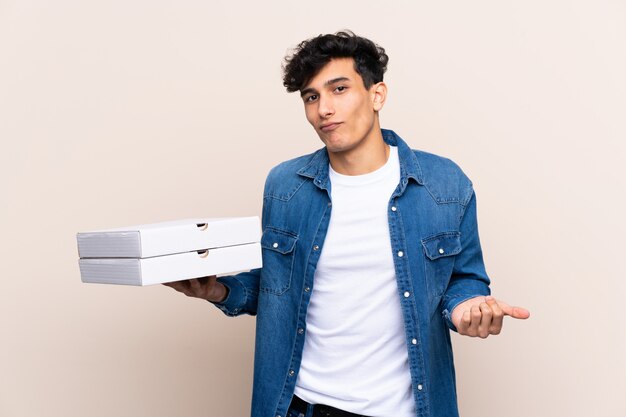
top-left (77, 217), bottom-right (262, 285)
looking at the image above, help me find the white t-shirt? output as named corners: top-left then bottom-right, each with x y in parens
top-left (294, 145), bottom-right (415, 417)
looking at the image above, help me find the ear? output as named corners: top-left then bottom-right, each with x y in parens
top-left (371, 82), bottom-right (387, 112)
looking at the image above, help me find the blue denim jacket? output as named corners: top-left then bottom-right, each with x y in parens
top-left (214, 129), bottom-right (491, 417)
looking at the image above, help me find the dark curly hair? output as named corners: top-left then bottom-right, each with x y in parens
top-left (282, 30), bottom-right (389, 93)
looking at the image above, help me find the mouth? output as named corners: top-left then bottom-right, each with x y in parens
top-left (320, 122), bottom-right (342, 132)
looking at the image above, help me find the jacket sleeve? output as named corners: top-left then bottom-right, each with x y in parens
top-left (210, 269), bottom-right (260, 316)
top-left (209, 168), bottom-right (277, 317)
top-left (441, 186), bottom-right (491, 331)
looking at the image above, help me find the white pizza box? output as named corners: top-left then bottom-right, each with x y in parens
top-left (77, 217), bottom-right (260, 259)
top-left (79, 242), bottom-right (261, 286)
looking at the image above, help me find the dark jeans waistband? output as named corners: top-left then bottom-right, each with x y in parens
top-left (289, 395), bottom-right (370, 417)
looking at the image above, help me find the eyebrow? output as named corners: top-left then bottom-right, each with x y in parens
top-left (300, 77), bottom-right (351, 97)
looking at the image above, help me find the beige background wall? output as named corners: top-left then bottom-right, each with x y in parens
top-left (1, 1), bottom-right (624, 416)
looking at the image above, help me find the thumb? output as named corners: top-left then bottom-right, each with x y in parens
top-left (497, 300), bottom-right (531, 319)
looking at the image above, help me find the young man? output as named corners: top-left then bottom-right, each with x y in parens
top-left (165, 31), bottom-right (529, 417)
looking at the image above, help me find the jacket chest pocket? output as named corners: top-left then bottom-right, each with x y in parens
top-left (260, 227), bottom-right (298, 295)
top-left (421, 231), bottom-right (461, 298)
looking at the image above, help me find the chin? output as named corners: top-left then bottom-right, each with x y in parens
top-left (319, 133), bottom-right (350, 152)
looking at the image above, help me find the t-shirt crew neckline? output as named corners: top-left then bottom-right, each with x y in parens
top-left (328, 145), bottom-right (399, 186)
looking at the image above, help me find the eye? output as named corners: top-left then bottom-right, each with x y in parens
top-left (305, 94), bottom-right (318, 103)
top-left (335, 85), bottom-right (347, 93)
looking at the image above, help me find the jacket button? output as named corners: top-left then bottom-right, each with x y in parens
top-left (438, 248), bottom-right (445, 254)
top-left (397, 251), bottom-right (404, 257)
top-left (313, 245), bottom-right (319, 251)
top-left (289, 370), bottom-right (295, 376)
top-left (391, 206), bottom-right (397, 212)
top-left (272, 242), bottom-right (278, 248)
top-left (298, 328), bottom-right (304, 334)
top-left (404, 291), bottom-right (410, 298)
top-left (304, 287), bottom-right (310, 292)
top-left (417, 384), bottom-right (423, 391)
top-left (412, 338), bottom-right (417, 345)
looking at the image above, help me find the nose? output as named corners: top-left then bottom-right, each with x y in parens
top-left (317, 94), bottom-right (334, 119)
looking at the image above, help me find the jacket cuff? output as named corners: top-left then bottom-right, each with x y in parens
top-left (211, 276), bottom-right (247, 316)
top-left (442, 284), bottom-right (491, 332)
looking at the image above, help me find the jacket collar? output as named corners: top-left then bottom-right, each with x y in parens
top-left (297, 128), bottom-right (424, 188)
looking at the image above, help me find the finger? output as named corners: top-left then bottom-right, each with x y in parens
top-left (164, 279), bottom-right (193, 296)
top-left (189, 278), bottom-right (202, 293)
top-left (486, 297), bottom-right (504, 334)
top-left (205, 276), bottom-right (219, 298)
top-left (469, 305), bottom-right (482, 337)
top-left (498, 300), bottom-right (531, 320)
top-left (163, 280), bottom-right (184, 291)
top-left (478, 302), bottom-right (492, 338)
top-left (195, 278), bottom-right (213, 298)
top-left (458, 310), bottom-right (472, 335)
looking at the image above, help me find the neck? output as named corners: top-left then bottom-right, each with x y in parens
top-left (328, 125), bottom-right (389, 176)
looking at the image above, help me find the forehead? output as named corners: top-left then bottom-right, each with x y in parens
top-left (304, 57), bottom-right (363, 89)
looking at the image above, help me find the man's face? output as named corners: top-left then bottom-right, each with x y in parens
top-left (300, 58), bottom-right (383, 154)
